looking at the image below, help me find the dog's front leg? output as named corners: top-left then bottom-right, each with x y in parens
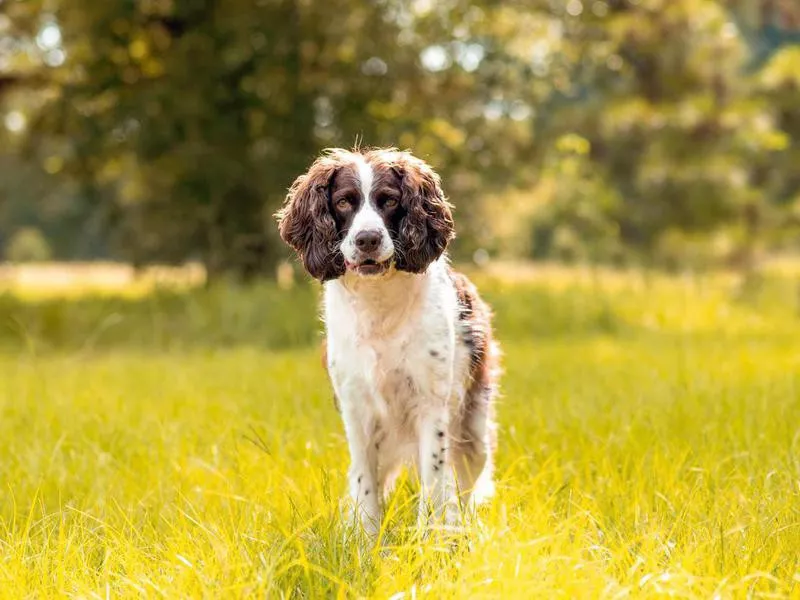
top-left (418, 407), bottom-right (458, 531)
top-left (341, 409), bottom-right (381, 536)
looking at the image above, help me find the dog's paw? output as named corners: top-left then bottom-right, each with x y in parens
top-left (339, 496), bottom-right (381, 545)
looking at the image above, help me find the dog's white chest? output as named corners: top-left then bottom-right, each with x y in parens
top-left (323, 262), bottom-right (459, 426)
top-left (331, 304), bottom-right (436, 418)
top-left (368, 329), bottom-right (430, 410)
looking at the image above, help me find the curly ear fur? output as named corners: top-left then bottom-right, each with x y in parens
top-left (275, 153), bottom-right (346, 281)
top-left (391, 153), bottom-right (455, 273)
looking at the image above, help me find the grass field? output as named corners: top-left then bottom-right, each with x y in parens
top-left (1, 264), bottom-right (799, 598)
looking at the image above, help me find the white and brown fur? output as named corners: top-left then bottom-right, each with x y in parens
top-left (276, 148), bottom-right (499, 535)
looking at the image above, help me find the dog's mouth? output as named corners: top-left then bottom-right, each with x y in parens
top-left (347, 258), bottom-right (391, 276)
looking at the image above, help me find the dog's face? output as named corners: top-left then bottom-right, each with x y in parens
top-left (276, 148), bottom-right (455, 281)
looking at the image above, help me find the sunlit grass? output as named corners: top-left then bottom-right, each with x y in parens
top-left (0, 265), bottom-right (799, 597)
top-left (0, 262), bottom-right (206, 299)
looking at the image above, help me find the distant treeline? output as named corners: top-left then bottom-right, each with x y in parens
top-left (0, 0), bottom-right (798, 275)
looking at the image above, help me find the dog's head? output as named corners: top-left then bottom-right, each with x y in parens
top-left (275, 148), bottom-right (454, 281)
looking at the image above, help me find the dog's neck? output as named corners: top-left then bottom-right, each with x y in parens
top-left (338, 264), bottom-right (426, 308)
top-left (327, 259), bottom-right (440, 337)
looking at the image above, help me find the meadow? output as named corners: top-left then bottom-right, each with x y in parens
top-left (1, 263), bottom-right (799, 598)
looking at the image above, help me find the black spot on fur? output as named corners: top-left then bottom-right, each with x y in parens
top-left (438, 459), bottom-right (444, 465)
top-left (450, 269), bottom-right (489, 377)
top-left (357, 475), bottom-right (362, 484)
top-left (437, 430), bottom-right (445, 438)
top-left (429, 349), bottom-right (439, 357)
top-left (364, 489), bottom-right (370, 495)
top-left (433, 465), bottom-right (439, 472)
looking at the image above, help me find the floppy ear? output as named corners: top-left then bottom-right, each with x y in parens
top-left (275, 155), bottom-right (345, 281)
top-left (393, 153), bottom-right (455, 273)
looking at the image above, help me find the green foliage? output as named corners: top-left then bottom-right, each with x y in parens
top-left (513, 0), bottom-right (800, 262)
top-left (527, 134), bottom-right (625, 263)
top-left (4, 227), bottom-right (52, 263)
top-left (21, 0), bottom-right (535, 273)
top-left (1, 0), bottom-right (799, 271)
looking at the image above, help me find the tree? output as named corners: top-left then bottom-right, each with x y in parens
top-left (26, 0), bottom-right (532, 277)
top-left (7, 0), bottom-right (800, 274)
top-left (471, 0), bottom-right (798, 267)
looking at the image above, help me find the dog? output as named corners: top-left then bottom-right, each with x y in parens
top-left (276, 147), bottom-right (499, 535)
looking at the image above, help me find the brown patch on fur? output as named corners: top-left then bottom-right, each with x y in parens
top-left (364, 149), bottom-right (455, 273)
top-left (450, 270), bottom-right (493, 386)
top-left (450, 268), bottom-right (499, 456)
top-left (275, 150), bottom-right (354, 281)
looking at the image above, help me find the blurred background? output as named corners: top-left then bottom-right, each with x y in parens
top-left (5, 4), bottom-right (800, 592)
top-left (0, 0), bottom-right (799, 281)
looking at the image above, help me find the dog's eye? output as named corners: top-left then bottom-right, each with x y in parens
top-left (383, 198), bottom-right (398, 209)
top-left (335, 198), bottom-right (351, 210)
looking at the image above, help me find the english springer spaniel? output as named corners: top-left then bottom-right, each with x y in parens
top-left (276, 148), bottom-right (499, 535)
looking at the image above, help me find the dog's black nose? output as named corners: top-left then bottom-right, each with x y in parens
top-left (355, 230), bottom-right (382, 253)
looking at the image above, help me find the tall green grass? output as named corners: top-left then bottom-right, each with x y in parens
top-left (3, 268), bottom-right (795, 352)
top-left (0, 282), bottom-right (320, 352)
top-left (0, 267), bottom-right (798, 597)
